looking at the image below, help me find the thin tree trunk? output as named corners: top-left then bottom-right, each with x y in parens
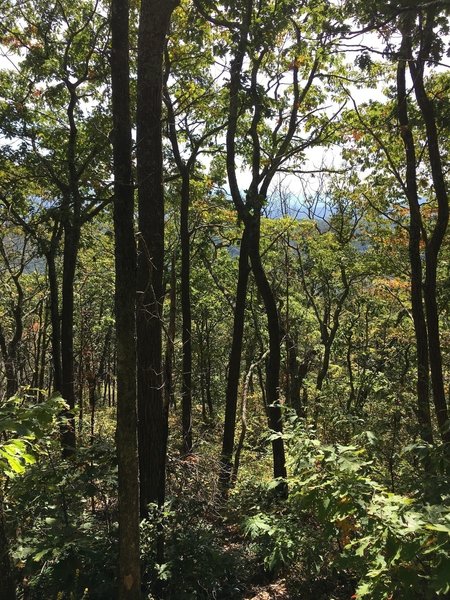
top-left (87, 368), bottom-right (96, 445)
top-left (32, 299), bottom-right (44, 391)
top-left (397, 28), bottom-right (434, 443)
top-left (0, 329), bottom-right (18, 399)
top-left (233, 349), bottom-right (269, 484)
top-left (164, 252), bottom-right (177, 410)
top-left (78, 358), bottom-right (84, 433)
top-left (38, 302), bottom-right (49, 400)
top-left (180, 174), bottom-right (193, 454)
top-left (60, 225), bottom-right (80, 455)
top-left (205, 326), bottom-right (214, 419)
top-left (286, 335), bottom-right (307, 417)
top-left (198, 326), bottom-right (207, 423)
top-left (409, 42), bottom-right (450, 444)
top-left (247, 215), bottom-right (286, 481)
top-left (46, 251), bottom-right (62, 393)
top-left (219, 226), bottom-right (250, 493)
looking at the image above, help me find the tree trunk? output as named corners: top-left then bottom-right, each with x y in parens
top-left (247, 215), bottom-right (286, 481)
top-left (233, 349), bottom-right (269, 484)
top-left (205, 322), bottom-right (214, 419)
top-left (60, 224), bottom-right (80, 455)
top-left (219, 226), bottom-right (250, 493)
top-left (111, 0), bottom-right (141, 592)
top-left (164, 252), bottom-right (177, 410)
top-left (136, 0), bottom-right (177, 514)
top-left (46, 251), bottom-right (63, 393)
top-left (180, 174), bottom-right (193, 454)
top-left (0, 282), bottom-right (23, 399)
top-left (286, 337), bottom-right (309, 418)
top-left (409, 50), bottom-right (450, 444)
top-left (38, 302), bottom-right (49, 400)
top-left (0, 339), bottom-right (18, 399)
top-left (32, 299), bottom-right (44, 392)
top-left (397, 29), bottom-right (434, 443)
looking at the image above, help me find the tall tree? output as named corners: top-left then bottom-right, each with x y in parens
top-left (199, 0), bottom-right (343, 486)
top-left (136, 0), bottom-right (178, 515)
top-left (405, 7), bottom-right (450, 444)
top-left (220, 225), bottom-right (250, 491)
top-left (396, 15), bottom-right (433, 443)
top-left (164, 11), bottom-right (225, 453)
top-left (346, 1), bottom-right (450, 443)
top-left (0, 0), bottom-right (112, 454)
top-left (111, 0), bottom-right (141, 594)
top-left (0, 232), bottom-right (28, 399)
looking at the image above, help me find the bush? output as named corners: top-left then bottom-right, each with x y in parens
top-left (243, 420), bottom-right (450, 599)
top-left (9, 436), bottom-right (118, 599)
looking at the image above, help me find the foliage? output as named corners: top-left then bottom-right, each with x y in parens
top-left (0, 392), bottom-right (66, 477)
top-left (140, 450), bottom-right (247, 600)
top-left (0, 392), bottom-right (117, 598)
top-left (243, 419), bottom-right (450, 599)
top-left (10, 437), bottom-right (118, 599)
top-left (0, 0), bottom-right (449, 597)
top-left (141, 507), bottom-right (244, 600)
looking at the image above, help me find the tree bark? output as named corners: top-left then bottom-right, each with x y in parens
top-left (60, 224), bottom-right (80, 455)
top-left (233, 349), bottom-right (269, 484)
top-left (408, 25), bottom-right (450, 443)
top-left (136, 0), bottom-right (177, 514)
top-left (111, 0), bottom-right (141, 593)
top-left (219, 226), bottom-right (250, 492)
top-left (164, 252), bottom-right (177, 410)
top-left (0, 240), bottom-right (25, 399)
top-left (46, 249), bottom-right (63, 393)
top-left (0, 329), bottom-right (18, 400)
top-left (247, 215), bottom-right (286, 481)
top-left (223, 0), bottom-right (288, 484)
top-left (396, 34), bottom-right (434, 443)
top-left (180, 174), bottom-right (193, 454)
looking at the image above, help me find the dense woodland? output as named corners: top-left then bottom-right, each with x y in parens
top-left (0, 0), bottom-right (449, 598)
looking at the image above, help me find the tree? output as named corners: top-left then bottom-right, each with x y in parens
top-left (136, 0), bottom-right (178, 515)
top-left (291, 194), bottom-right (369, 424)
top-left (111, 0), bottom-right (141, 594)
top-left (200, 0), bottom-right (344, 488)
top-left (164, 7), bottom-right (225, 452)
top-left (0, 230), bottom-right (29, 399)
top-left (396, 15), bottom-right (434, 443)
top-left (343, 1), bottom-right (450, 444)
top-left (0, 0), bottom-right (112, 454)
top-left (403, 7), bottom-right (450, 445)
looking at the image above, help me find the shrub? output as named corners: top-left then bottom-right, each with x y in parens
top-left (243, 420), bottom-right (450, 599)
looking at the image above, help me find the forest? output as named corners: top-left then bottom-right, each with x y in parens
top-left (0, 0), bottom-right (449, 598)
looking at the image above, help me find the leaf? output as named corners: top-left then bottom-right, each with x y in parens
top-left (245, 515), bottom-right (274, 537)
top-left (432, 557), bottom-right (450, 594)
top-left (0, 452), bottom-right (25, 474)
top-left (33, 548), bottom-right (52, 562)
top-left (425, 523), bottom-right (450, 534)
top-left (355, 582), bottom-right (372, 597)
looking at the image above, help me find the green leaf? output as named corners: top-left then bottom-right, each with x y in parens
top-left (425, 523), bottom-right (450, 534)
top-left (355, 582), bottom-right (372, 597)
top-left (33, 548), bottom-right (52, 562)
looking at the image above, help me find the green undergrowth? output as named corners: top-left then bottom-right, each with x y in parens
top-left (3, 399), bottom-right (450, 599)
top-left (238, 417), bottom-right (450, 599)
